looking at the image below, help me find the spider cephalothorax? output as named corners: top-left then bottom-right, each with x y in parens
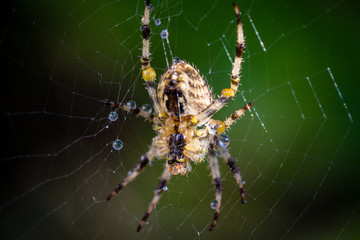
top-left (107, 0), bottom-right (252, 232)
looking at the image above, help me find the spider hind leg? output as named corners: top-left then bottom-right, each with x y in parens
top-left (208, 144), bottom-right (223, 231)
top-left (218, 144), bottom-right (246, 204)
top-left (137, 164), bottom-right (171, 232)
top-left (106, 148), bottom-right (155, 201)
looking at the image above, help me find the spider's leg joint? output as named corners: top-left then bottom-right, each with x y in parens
top-left (191, 116), bottom-right (198, 125)
top-left (131, 108), bottom-right (141, 115)
top-left (233, 2), bottom-right (242, 23)
top-left (142, 66), bottom-right (156, 82)
top-left (139, 154), bottom-right (150, 171)
top-left (221, 88), bottom-right (236, 98)
top-left (227, 157), bottom-right (237, 173)
top-left (231, 75), bottom-right (240, 83)
top-left (214, 177), bottom-right (223, 193)
top-left (141, 24), bottom-right (151, 40)
top-left (141, 57), bottom-right (150, 66)
top-left (236, 43), bottom-right (245, 57)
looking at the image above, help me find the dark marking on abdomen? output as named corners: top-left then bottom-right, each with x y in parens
top-left (164, 88), bottom-right (185, 117)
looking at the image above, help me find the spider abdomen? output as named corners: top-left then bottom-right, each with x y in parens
top-left (157, 61), bottom-right (213, 118)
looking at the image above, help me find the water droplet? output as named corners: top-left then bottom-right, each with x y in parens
top-left (210, 200), bottom-right (217, 210)
top-left (108, 111), bottom-right (118, 122)
top-left (160, 29), bottom-right (168, 39)
top-left (141, 104), bottom-right (152, 113)
top-left (148, 4), bottom-right (154, 11)
top-left (126, 100), bottom-right (136, 110)
top-left (218, 133), bottom-right (229, 148)
top-left (128, 170), bottom-right (133, 176)
top-left (112, 139), bottom-right (123, 150)
top-left (163, 186), bottom-right (168, 191)
top-left (155, 18), bottom-right (161, 26)
top-left (241, 180), bottom-right (246, 185)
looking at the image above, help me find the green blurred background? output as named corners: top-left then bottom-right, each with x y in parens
top-left (1, 0), bottom-right (360, 239)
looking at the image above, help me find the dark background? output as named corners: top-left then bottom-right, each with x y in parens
top-left (1, 0), bottom-right (360, 239)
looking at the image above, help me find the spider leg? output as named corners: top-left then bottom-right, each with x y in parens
top-left (106, 147), bottom-right (156, 201)
top-left (224, 102), bottom-right (252, 129)
top-left (141, 0), bottom-right (163, 115)
top-left (208, 141), bottom-right (223, 231)
top-left (118, 102), bottom-right (156, 123)
top-left (218, 144), bottom-right (246, 204)
top-left (193, 2), bottom-right (245, 125)
top-left (137, 164), bottom-right (171, 232)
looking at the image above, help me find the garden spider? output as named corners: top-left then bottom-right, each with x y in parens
top-left (106, 0), bottom-right (252, 232)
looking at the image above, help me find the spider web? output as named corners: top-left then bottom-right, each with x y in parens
top-left (1, 0), bottom-right (360, 239)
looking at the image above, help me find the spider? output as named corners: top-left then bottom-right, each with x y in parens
top-left (106, 0), bottom-right (252, 232)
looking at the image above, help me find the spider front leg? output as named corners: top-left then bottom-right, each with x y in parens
top-left (106, 147), bottom-right (156, 201)
top-left (106, 100), bottom-right (156, 122)
top-left (141, 0), bottom-right (163, 115)
top-left (208, 141), bottom-right (223, 231)
top-left (194, 2), bottom-right (245, 125)
top-left (137, 164), bottom-right (171, 232)
top-left (118, 102), bottom-right (156, 123)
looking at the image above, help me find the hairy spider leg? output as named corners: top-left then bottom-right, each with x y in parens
top-left (106, 148), bottom-right (156, 201)
top-left (194, 2), bottom-right (245, 126)
top-left (141, 0), bottom-right (163, 115)
top-left (218, 144), bottom-right (246, 204)
top-left (208, 141), bottom-right (223, 231)
top-left (224, 102), bottom-right (253, 128)
top-left (137, 164), bottom-right (171, 232)
top-left (117, 103), bottom-right (156, 123)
